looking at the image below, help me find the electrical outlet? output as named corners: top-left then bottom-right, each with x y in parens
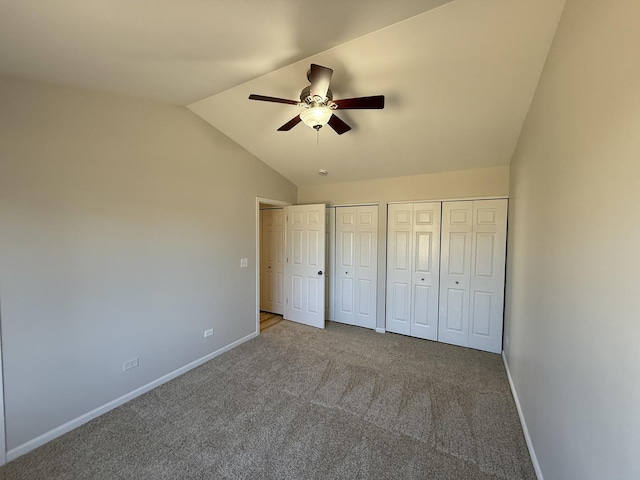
top-left (240, 258), bottom-right (248, 268)
top-left (204, 328), bottom-right (214, 338)
top-left (505, 337), bottom-right (510, 348)
top-left (123, 357), bottom-right (139, 372)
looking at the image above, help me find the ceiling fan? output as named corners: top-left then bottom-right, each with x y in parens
top-left (248, 64), bottom-right (384, 135)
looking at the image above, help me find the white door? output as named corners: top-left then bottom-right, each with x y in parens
top-left (354, 206), bottom-right (377, 328)
top-left (386, 204), bottom-right (413, 335)
top-left (284, 204), bottom-right (326, 329)
top-left (438, 201), bottom-right (473, 347)
top-left (260, 209), bottom-right (284, 314)
top-left (410, 203), bottom-right (441, 340)
top-left (335, 207), bottom-right (356, 326)
top-left (468, 200), bottom-right (507, 353)
top-left (334, 206), bottom-right (378, 329)
top-left (386, 203), bottom-right (441, 339)
top-left (438, 199), bottom-right (507, 353)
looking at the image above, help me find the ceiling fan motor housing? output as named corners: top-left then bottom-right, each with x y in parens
top-left (300, 85), bottom-right (333, 106)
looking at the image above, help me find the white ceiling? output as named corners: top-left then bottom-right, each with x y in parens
top-left (0, 0), bottom-right (565, 187)
top-left (0, 0), bottom-right (451, 105)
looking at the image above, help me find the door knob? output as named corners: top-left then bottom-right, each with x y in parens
top-left (318, 271), bottom-right (323, 276)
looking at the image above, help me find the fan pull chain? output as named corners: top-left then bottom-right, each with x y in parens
top-left (316, 128), bottom-right (319, 147)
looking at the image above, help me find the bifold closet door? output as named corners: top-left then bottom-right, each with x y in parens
top-left (438, 199), bottom-right (507, 353)
top-left (386, 202), bottom-right (441, 340)
top-left (334, 206), bottom-right (378, 329)
top-left (260, 209), bottom-right (284, 314)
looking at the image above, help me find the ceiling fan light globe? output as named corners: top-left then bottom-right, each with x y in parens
top-left (300, 106), bottom-right (332, 130)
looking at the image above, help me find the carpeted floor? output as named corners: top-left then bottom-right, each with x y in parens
top-left (0, 320), bottom-right (535, 480)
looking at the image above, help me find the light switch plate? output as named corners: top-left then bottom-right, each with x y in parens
top-left (240, 258), bottom-right (248, 268)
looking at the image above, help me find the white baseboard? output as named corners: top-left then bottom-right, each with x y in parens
top-left (6, 331), bottom-right (258, 463)
top-left (502, 351), bottom-right (543, 480)
top-left (375, 328), bottom-right (386, 334)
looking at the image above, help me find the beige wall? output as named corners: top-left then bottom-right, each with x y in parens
top-left (0, 75), bottom-right (296, 452)
top-left (298, 166), bottom-right (509, 205)
top-left (299, 166), bottom-right (509, 329)
top-left (504, 1), bottom-right (640, 478)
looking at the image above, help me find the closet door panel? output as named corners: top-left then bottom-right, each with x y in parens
top-left (393, 232), bottom-right (411, 270)
top-left (338, 278), bottom-right (354, 314)
top-left (389, 282), bottom-right (410, 332)
top-left (386, 204), bottom-right (412, 335)
top-left (468, 200), bottom-right (507, 353)
top-left (354, 207), bottom-right (377, 328)
top-left (414, 232), bottom-right (433, 272)
top-left (359, 232), bottom-right (373, 268)
top-left (334, 208), bottom-right (356, 324)
top-left (357, 279), bottom-right (373, 316)
top-left (438, 201), bottom-right (473, 348)
top-left (471, 291), bottom-right (492, 336)
top-left (448, 233), bottom-right (469, 275)
top-left (410, 202), bottom-right (441, 340)
top-left (413, 284), bottom-right (433, 325)
top-left (444, 287), bottom-right (466, 332)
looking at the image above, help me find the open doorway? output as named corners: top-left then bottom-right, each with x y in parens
top-left (255, 197), bottom-right (290, 334)
top-left (255, 198), bottom-right (328, 333)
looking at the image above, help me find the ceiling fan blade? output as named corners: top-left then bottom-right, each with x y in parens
top-left (277, 115), bottom-right (302, 131)
top-left (327, 114), bottom-right (351, 135)
top-left (309, 64), bottom-right (333, 99)
top-left (249, 94), bottom-right (299, 105)
top-left (333, 95), bottom-right (385, 110)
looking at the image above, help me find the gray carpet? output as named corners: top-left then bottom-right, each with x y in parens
top-left (0, 320), bottom-right (535, 480)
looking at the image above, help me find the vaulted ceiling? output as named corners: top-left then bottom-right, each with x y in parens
top-left (0, 0), bottom-right (565, 186)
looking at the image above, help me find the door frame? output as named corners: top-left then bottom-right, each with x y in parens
top-left (255, 197), bottom-right (291, 334)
